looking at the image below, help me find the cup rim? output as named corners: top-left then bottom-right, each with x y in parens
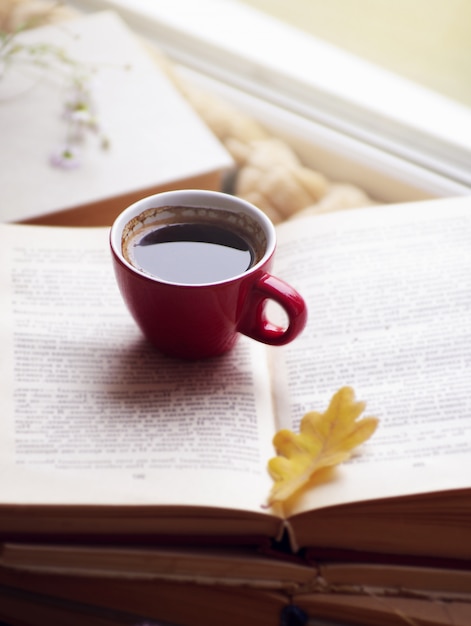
top-left (110, 189), bottom-right (276, 287)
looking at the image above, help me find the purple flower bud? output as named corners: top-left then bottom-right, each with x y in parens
top-left (50, 145), bottom-right (81, 169)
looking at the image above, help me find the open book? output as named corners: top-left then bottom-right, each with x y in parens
top-left (0, 196), bottom-right (470, 566)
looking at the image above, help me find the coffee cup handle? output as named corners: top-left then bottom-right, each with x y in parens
top-left (238, 273), bottom-right (307, 346)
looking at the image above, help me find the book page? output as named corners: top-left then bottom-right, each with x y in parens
top-left (269, 196), bottom-right (471, 513)
top-left (0, 224), bottom-right (274, 513)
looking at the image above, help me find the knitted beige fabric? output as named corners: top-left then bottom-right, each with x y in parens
top-left (0, 0), bottom-right (76, 31)
top-left (162, 66), bottom-right (378, 223)
top-left (152, 34), bottom-right (378, 221)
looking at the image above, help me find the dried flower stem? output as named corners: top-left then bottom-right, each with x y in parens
top-left (0, 3), bottom-right (109, 169)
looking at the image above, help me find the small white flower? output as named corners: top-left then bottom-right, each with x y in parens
top-left (50, 145), bottom-right (81, 169)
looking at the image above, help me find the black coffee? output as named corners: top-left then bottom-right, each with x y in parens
top-left (129, 222), bottom-right (255, 284)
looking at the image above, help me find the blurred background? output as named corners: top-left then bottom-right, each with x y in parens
top-left (241, 0), bottom-right (471, 108)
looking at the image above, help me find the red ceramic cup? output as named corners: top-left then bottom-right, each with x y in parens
top-left (110, 190), bottom-right (307, 359)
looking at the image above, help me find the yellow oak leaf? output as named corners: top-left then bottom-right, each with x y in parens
top-left (267, 387), bottom-right (379, 506)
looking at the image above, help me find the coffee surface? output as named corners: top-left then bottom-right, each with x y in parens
top-left (129, 222), bottom-right (254, 284)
